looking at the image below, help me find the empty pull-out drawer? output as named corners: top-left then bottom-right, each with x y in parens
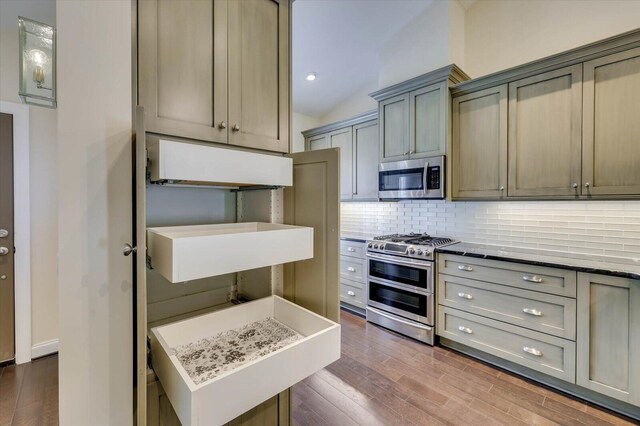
top-left (438, 307), bottom-right (576, 383)
top-left (438, 274), bottom-right (576, 340)
top-left (147, 222), bottom-right (313, 283)
top-left (150, 296), bottom-right (340, 426)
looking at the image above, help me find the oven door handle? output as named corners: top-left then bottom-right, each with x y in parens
top-left (366, 252), bottom-right (433, 269)
top-left (423, 161), bottom-right (430, 191)
top-left (368, 278), bottom-right (431, 296)
top-left (367, 306), bottom-right (432, 330)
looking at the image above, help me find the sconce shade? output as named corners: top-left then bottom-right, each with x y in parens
top-left (19, 17), bottom-right (56, 108)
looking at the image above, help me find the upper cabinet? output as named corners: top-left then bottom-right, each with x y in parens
top-left (302, 111), bottom-right (379, 202)
top-left (451, 30), bottom-right (640, 200)
top-left (138, 0), bottom-right (290, 153)
top-left (371, 65), bottom-right (470, 163)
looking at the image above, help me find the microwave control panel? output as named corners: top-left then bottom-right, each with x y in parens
top-left (426, 166), bottom-right (441, 189)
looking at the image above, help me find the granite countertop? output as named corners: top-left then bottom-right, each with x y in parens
top-left (436, 242), bottom-right (640, 280)
top-left (340, 232), bottom-right (375, 243)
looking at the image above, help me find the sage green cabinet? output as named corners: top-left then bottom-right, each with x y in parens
top-left (138, 0), bottom-right (290, 153)
top-left (306, 134), bottom-right (328, 151)
top-left (379, 94), bottom-right (410, 162)
top-left (577, 273), bottom-right (640, 406)
top-left (329, 128), bottom-right (353, 200)
top-left (353, 120), bottom-right (379, 200)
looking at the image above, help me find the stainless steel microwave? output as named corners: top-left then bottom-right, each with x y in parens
top-left (378, 156), bottom-right (445, 200)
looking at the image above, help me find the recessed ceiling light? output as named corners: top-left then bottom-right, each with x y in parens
top-left (305, 72), bottom-right (317, 81)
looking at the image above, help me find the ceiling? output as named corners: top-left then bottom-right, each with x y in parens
top-left (292, 0), bottom-right (435, 118)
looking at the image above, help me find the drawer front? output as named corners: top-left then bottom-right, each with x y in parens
top-left (438, 254), bottom-right (577, 297)
top-left (340, 280), bottom-right (365, 308)
top-left (340, 240), bottom-right (366, 259)
top-left (438, 307), bottom-right (576, 383)
top-left (340, 256), bottom-right (366, 283)
top-left (438, 274), bottom-right (576, 340)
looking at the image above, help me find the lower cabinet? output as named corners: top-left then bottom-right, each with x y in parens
top-left (577, 273), bottom-right (640, 406)
top-left (339, 239), bottom-right (367, 311)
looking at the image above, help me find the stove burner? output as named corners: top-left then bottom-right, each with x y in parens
top-left (373, 233), bottom-right (454, 247)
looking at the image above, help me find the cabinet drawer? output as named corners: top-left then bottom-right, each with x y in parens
top-left (340, 280), bottom-right (365, 308)
top-left (340, 256), bottom-right (366, 283)
top-left (340, 240), bottom-right (366, 259)
top-left (438, 307), bottom-right (575, 382)
top-left (438, 254), bottom-right (576, 297)
top-left (438, 274), bottom-right (576, 340)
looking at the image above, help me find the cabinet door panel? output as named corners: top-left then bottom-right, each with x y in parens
top-left (353, 120), bottom-right (379, 200)
top-left (577, 273), bottom-right (640, 405)
top-left (583, 48), bottom-right (640, 195)
top-left (306, 134), bottom-right (328, 151)
top-left (508, 65), bottom-right (582, 197)
top-left (411, 82), bottom-right (446, 158)
top-left (379, 94), bottom-right (410, 162)
top-left (139, 0), bottom-right (227, 143)
top-left (329, 128), bottom-right (353, 200)
top-left (229, 0), bottom-right (289, 153)
top-left (452, 86), bottom-right (507, 199)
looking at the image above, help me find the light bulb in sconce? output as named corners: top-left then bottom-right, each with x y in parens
top-left (29, 49), bottom-right (48, 87)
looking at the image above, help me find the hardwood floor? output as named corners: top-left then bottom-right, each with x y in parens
top-left (0, 354), bottom-right (58, 426)
top-left (292, 310), bottom-right (636, 426)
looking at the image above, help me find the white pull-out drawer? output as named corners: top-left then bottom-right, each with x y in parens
top-left (438, 254), bottom-right (577, 297)
top-left (340, 256), bottom-right (366, 283)
top-left (438, 274), bottom-right (576, 340)
top-left (147, 222), bottom-right (313, 283)
top-left (340, 240), bottom-right (366, 259)
top-left (150, 296), bottom-right (340, 426)
top-left (438, 307), bottom-right (575, 383)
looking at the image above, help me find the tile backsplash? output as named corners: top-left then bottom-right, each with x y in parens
top-left (341, 200), bottom-right (640, 257)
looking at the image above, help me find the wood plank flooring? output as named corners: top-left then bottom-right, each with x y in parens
top-left (292, 310), bottom-right (637, 426)
top-left (0, 354), bottom-right (58, 426)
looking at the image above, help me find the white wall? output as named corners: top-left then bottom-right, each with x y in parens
top-left (57, 0), bottom-right (132, 424)
top-left (317, 78), bottom-right (378, 126)
top-left (464, 0), bottom-right (640, 77)
top-left (0, 0), bottom-right (59, 352)
top-left (291, 111), bottom-right (321, 152)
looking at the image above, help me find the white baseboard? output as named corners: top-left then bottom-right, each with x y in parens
top-left (31, 339), bottom-right (59, 359)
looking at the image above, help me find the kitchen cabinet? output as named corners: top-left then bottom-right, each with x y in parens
top-left (508, 65), bottom-right (583, 197)
top-left (339, 240), bottom-right (367, 312)
top-left (451, 85), bottom-right (508, 199)
top-left (138, 0), bottom-right (290, 153)
top-left (302, 111), bottom-right (379, 201)
top-left (582, 47), bottom-right (640, 196)
top-left (577, 273), bottom-right (640, 406)
top-left (371, 65), bottom-right (470, 163)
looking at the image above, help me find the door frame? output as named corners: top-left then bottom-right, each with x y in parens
top-left (0, 101), bottom-right (31, 365)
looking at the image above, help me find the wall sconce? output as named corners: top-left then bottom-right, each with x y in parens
top-left (19, 17), bottom-right (56, 108)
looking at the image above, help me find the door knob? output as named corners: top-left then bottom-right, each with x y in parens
top-left (123, 243), bottom-right (136, 257)
top-left (0, 229), bottom-right (7, 238)
top-left (0, 247), bottom-right (9, 256)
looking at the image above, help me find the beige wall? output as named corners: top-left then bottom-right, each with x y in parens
top-left (0, 0), bottom-right (59, 350)
top-left (317, 78), bottom-right (378, 126)
top-left (57, 0), bottom-right (132, 423)
top-left (291, 112), bottom-right (321, 152)
top-left (464, 0), bottom-right (640, 77)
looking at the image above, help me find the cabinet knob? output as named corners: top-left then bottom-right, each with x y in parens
top-left (0, 229), bottom-right (8, 238)
top-left (410, 150), bottom-right (414, 154)
top-left (218, 121), bottom-right (227, 129)
top-left (0, 275), bottom-right (6, 280)
top-left (499, 186), bottom-right (505, 192)
top-left (522, 274), bottom-right (543, 283)
top-left (232, 124), bottom-right (240, 132)
top-left (404, 151), bottom-right (409, 156)
top-left (585, 182), bottom-right (590, 188)
top-left (0, 247), bottom-right (8, 256)
top-left (572, 183), bottom-right (578, 189)
top-left (347, 247), bottom-right (356, 252)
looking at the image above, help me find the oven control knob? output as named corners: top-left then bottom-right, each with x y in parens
top-left (373, 244), bottom-right (380, 249)
top-left (416, 250), bottom-right (423, 255)
top-left (367, 243), bottom-right (373, 248)
top-left (408, 248), bottom-right (415, 254)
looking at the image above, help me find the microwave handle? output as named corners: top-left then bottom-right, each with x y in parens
top-left (423, 162), bottom-right (430, 190)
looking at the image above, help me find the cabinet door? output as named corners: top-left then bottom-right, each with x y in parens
top-left (329, 128), bottom-right (354, 200)
top-left (410, 82), bottom-right (446, 158)
top-left (379, 94), bottom-right (410, 163)
top-left (583, 48), bottom-right (640, 196)
top-left (451, 86), bottom-right (508, 199)
top-left (138, 0), bottom-right (228, 144)
top-left (228, 0), bottom-right (290, 153)
top-left (306, 134), bottom-right (328, 151)
top-left (577, 273), bottom-right (640, 405)
top-left (353, 120), bottom-right (379, 200)
top-left (508, 65), bottom-right (583, 197)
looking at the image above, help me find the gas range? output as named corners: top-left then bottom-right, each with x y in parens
top-left (366, 233), bottom-right (457, 261)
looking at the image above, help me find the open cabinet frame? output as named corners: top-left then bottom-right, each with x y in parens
top-left (133, 111), bottom-right (340, 425)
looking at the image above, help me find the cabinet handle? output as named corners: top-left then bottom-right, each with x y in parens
top-left (457, 292), bottom-right (473, 300)
top-left (458, 325), bottom-right (473, 334)
top-left (0, 229), bottom-right (8, 238)
top-left (457, 265), bottom-right (473, 272)
top-left (347, 267), bottom-right (356, 272)
top-left (232, 124), bottom-right (240, 132)
top-left (572, 183), bottom-right (578, 189)
top-left (347, 290), bottom-right (356, 296)
top-left (347, 247), bottom-right (356, 252)
top-left (522, 275), bottom-right (543, 283)
top-left (522, 346), bottom-right (543, 357)
top-left (218, 121), bottom-right (227, 129)
top-left (522, 308), bottom-right (542, 316)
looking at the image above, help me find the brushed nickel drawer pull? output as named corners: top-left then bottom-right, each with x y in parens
top-left (523, 346), bottom-right (543, 357)
top-left (522, 275), bottom-right (543, 283)
top-left (457, 265), bottom-right (473, 272)
top-left (522, 308), bottom-right (542, 316)
top-left (457, 292), bottom-right (473, 300)
top-left (457, 325), bottom-right (473, 334)
top-left (347, 247), bottom-right (356, 252)
top-left (347, 267), bottom-right (356, 272)
top-left (347, 290), bottom-right (356, 296)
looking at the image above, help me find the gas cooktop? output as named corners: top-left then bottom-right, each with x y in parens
top-left (367, 232), bottom-right (457, 260)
